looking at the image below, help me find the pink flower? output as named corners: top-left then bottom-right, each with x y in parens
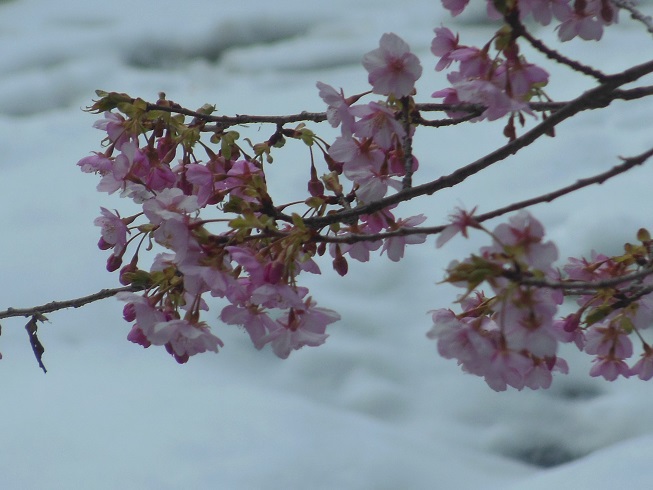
top-left (436, 206), bottom-right (479, 248)
top-left (117, 292), bottom-right (166, 332)
top-left (220, 304), bottom-right (280, 350)
top-left (381, 214), bottom-right (427, 262)
top-left (362, 33), bottom-right (422, 98)
top-left (441, 0), bottom-right (470, 16)
top-left (147, 319), bottom-right (224, 364)
top-left (590, 356), bottom-right (631, 381)
top-left (431, 27), bottom-right (459, 71)
top-left (224, 160), bottom-right (265, 203)
top-left (630, 346), bottom-right (653, 380)
top-left (94, 207), bottom-right (129, 255)
top-left (259, 300), bottom-right (341, 359)
top-left (352, 102), bottom-right (406, 150)
top-left (329, 237), bottom-right (382, 263)
top-left (94, 111), bottom-right (131, 150)
top-left (152, 216), bottom-right (200, 264)
top-left (96, 142), bottom-right (134, 195)
top-left (452, 78), bottom-right (528, 121)
top-left (519, 0), bottom-right (572, 26)
top-left (78, 153), bottom-right (113, 174)
top-left (185, 161), bottom-right (229, 207)
top-left (557, 2), bottom-right (608, 41)
top-left (497, 61), bottom-right (549, 99)
top-left (316, 82), bottom-right (356, 135)
top-left (584, 324), bottom-right (633, 359)
top-left (142, 187), bottom-right (199, 225)
top-left (523, 356), bottom-right (569, 390)
top-left (488, 211), bottom-right (558, 270)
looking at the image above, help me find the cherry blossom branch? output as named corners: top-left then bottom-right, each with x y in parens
top-left (97, 85), bottom-right (653, 135)
top-left (313, 145), bottom-right (653, 244)
top-left (472, 145), bottom-right (653, 222)
top-left (0, 286), bottom-right (139, 320)
top-left (303, 59), bottom-right (653, 229)
top-left (505, 9), bottom-right (608, 81)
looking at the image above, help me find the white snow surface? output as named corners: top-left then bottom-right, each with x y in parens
top-left (1, 0), bottom-right (653, 488)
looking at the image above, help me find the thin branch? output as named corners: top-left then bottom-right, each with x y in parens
top-left (611, 0), bottom-right (653, 36)
top-left (111, 85), bottom-right (653, 131)
top-left (506, 9), bottom-right (608, 81)
top-left (511, 267), bottom-right (653, 291)
top-left (472, 145), bottom-right (653, 223)
top-left (312, 145), bottom-right (653, 244)
top-left (0, 286), bottom-right (139, 320)
top-left (400, 97), bottom-right (416, 189)
top-left (302, 58), bottom-right (653, 229)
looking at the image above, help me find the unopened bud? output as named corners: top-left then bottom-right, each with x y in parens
top-left (106, 254), bottom-right (123, 272)
top-left (98, 237), bottom-right (112, 250)
top-left (308, 177), bottom-right (325, 197)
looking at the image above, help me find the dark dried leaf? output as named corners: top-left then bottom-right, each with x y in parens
top-left (25, 316), bottom-right (47, 373)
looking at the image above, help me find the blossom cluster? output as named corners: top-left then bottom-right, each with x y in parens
top-left (428, 209), bottom-right (653, 390)
top-left (78, 32), bottom-right (429, 363)
top-left (318, 32), bottom-right (428, 267)
top-left (442, 0), bottom-right (619, 41)
top-left (431, 26), bottom-right (549, 125)
top-left (76, 0), bottom-right (653, 392)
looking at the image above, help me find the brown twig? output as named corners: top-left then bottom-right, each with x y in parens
top-left (0, 286), bottom-right (139, 320)
top-left (505, 9), bottom-right (608, 81)
top-left (312, 145), bottom-right (653, 244)
top-left (301, 58), bottom-right (653, 229)
top-left (611, 0), bottom-right (653, 36)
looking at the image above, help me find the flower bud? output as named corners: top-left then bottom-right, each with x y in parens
top-left (308, 177), bottom-right (325, 197)
top-left (98, 237), bottom-right (112, 250)
top-left (119, 262), bottom-right (138, 285)
top-left (123, 303), bottom-right (136, 322)
top-left (106, 254), bottom-right (123, 272)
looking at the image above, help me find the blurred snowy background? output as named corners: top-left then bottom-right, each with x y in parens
top-left (1, 0), bottom-right (653, 488)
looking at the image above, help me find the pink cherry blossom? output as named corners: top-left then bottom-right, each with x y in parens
top-left (152, 216), bottom-right (200, 264)
top-left (630, 346), bottom-right (653, 380)
top-left (451, 78), bottom-right (529, 121)
top-left (362, 33), bottom-right (423, 98)
top-left (431, 27), bottom-right (459, 71)
top-left (381, 214), bottom-right (427, 262)
top-left (259, 300), bottom-right (340, 359)
top-left (590, 356), bottom-right (631, 381)
top-left (488, 210), bottom-right (558, 270)
top-left (316, 81), bottom-right (356, 134)
top-left (220, 304), bottom-right (280, 350)
top-left (436, 206), bottom-right (480, 248)
top-left (584, 324), bottom-right (633, 359)
top-left (496, 61), bottom-right (549, 99)
top-left (147, 319), bottom-right (224, 363)
top-left (441, 0), bottom-right (470, 16)
top-left (94, 207), bottom-right (129, 255)
top-left (224, 160), bottom-right (265, 202)
top-left (78, 152), bottom-right (113, 174)
top-left (556, 0), bottom-right (617, 41)
top-left (351, 102), bottom-right (406, 150)
top-left (93, 111), bottom-right (131, 150)
top-left (142, 187), bottom-right (199, 225)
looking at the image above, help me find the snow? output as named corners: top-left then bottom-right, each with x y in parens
top-left (1, 0), bottom-right (653, 488)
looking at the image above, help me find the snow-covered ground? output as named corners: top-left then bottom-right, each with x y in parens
top-left (1, 0), bottom-right (653, 488)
